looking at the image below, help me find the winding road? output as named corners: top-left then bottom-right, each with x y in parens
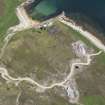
top-left (0, 51), bottom-right (102, 89)
top-left (0, 49), bottom-right (102, 104)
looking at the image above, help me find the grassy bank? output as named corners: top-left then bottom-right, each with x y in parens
top-left (0, 0), bottom-right (21, 44)
top-left (55, 21), bottom-right (100, 52)
top-left (83, 96), bottom-right (105, 105)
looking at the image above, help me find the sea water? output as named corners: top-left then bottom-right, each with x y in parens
top-left (29, 0), bottom-right (105, 31)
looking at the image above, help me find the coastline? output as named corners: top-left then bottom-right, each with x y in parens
top-left (23, 0), bottom-right (105, 47)
top-left (66, 13), bottom-right (105, 45)
top-left (0, 1), bottom-right (105, 104)
top-left (58, 13), bottom-right (105, 52)
top-left (3, 0), bottom-right (105, 53)
top-left (20, 0), bottom-right (105, 53)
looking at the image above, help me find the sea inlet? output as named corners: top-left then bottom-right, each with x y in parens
top-left (25, 0), bottom-right (105, 32)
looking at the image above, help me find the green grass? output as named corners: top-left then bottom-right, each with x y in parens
top-left (83, 96), bottom-right (105, 105)
top-left (0, 0), bottom-right (21, 45)
top-left (96, 52), bottom-right (105, 63)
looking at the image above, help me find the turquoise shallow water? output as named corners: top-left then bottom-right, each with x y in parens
top-left (29, 0), bottom-right (62, 20)
top-left (29, 0), bottom-right (105, 31)
top-left (35, 0), bottom-right (57, 16)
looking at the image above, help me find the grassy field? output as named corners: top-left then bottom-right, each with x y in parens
top-left (52, 21), bottom-right (105, 105)
top-left (1, 21), bottom-right (76, 85)
top-left (0, 0), bottom-right (4, 16)
top-left (1, 20), bottom-right (105, 105)
top-left (0, 79), bottom-right (20, 105)
top-left (76, 51), bottom-right (105, 105)
top-left (82, 96), bottom-right (105, 105)
top-left (16, 82), bottom-right (74, 105)
top-left (1, 20), bottom-right (101, 85)
top-left (0, 0), bottom-right (21, 45)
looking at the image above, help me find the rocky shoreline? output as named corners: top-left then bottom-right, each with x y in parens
top-left (58, 12), bottom-right (105, 52)
top-left (66, 13), bottom-right (105, 45)
top-left (22, 0), bottom-right (105, 44)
